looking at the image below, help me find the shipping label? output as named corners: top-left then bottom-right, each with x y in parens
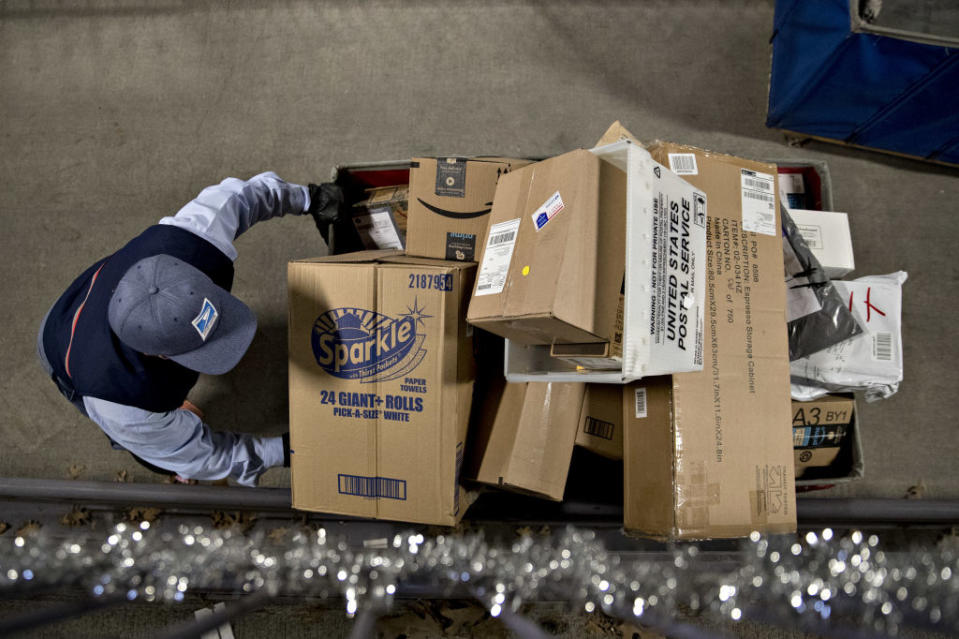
top-left (668, 153), bottom-right (699, 175)
top-left (634, 387), bottom-right (648, 419)
top-left (475, 218), bottom-right (521, 296)
top-left (352, 208), bottom-right (404, 250)
top-left (649, 187), bottom-right (706, 365)
top-left (740, 169), bottom-right (777, 236)
top-left (796, 223), bottom-right (823, 250)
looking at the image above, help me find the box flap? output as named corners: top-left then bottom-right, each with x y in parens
top-left (595, 121), bottom-right (644, 147)
top-left (293, 249), bottom-right (404, 264)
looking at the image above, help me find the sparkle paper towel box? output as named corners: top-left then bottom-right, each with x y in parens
top-left (288, 250), bottom-right (476, 526)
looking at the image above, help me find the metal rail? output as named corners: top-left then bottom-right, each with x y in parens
top-left (2, 477), bottom-right (959, 528)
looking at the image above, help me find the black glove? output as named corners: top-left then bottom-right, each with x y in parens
top-left (282, 432), bottom-right (291, 468)
top-left (307, 183), bottom-right (345, 245)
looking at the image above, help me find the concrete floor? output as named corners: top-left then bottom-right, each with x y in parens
top-left (3, 0), bottom-right (957, 498)
top-left (1, 3), bottom-right (959, 633)
top-left (2, 0), bottom-right (959, 492)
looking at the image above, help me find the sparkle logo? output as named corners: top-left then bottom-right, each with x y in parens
top-left (191, 298), bottom-right (218, 342)
top-left (311, 298), bottom-right (431, 383)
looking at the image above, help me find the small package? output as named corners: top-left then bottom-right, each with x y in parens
top-left (350, 185), bottom-right (409, 250)
top-left (792, 395), bottom-right (855, 479)
top-left (787, 208), bottom-right (855, 279)
top-left (405, 157), bottom-right (531, 261)
top-left (466, 380), bottom-right (586, 501)
top-left (781, 206), bottom-right (862, 361)
top-left (791, 272), bottom-right (907, 401)
top-left (468, 149), bottom-right (628, 346)
top-left (496, 141), bottom-right (708, 382)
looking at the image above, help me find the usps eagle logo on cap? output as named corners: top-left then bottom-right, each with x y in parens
top-left (192, 298), bottom-right (219, 342)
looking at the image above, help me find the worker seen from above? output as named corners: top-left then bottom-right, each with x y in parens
top-left (36, 172), bottom-right (341, 486)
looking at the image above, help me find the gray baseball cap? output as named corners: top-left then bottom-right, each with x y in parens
top-left (108, 255), bottom-right (257, 375)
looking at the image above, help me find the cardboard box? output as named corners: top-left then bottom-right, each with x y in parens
top-left (575, 384), bottom-right (624, 460)
top-left (466, 381), bottom-right (585, 501)
top-left (405, 157), bottom-right (531, 261)
top-left (786, 209), bottom-right (855, 279)
top-left (622, 143), bottom-right (796, 540)
top-left (792, 395), bottom-right (856, 479)
top-left (288, 250), bottom-right (476, 526)
top-left (468, 149), bottom-right (628, 346)
top-left (501, 140), bottom-right (708, 382)
top-left (350, 185), bottom-right (409, 250)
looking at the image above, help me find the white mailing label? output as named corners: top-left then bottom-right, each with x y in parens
top-left (740, 169), bottom-right (777, 236)
top-left (475, 218), bottom-right (521, 296)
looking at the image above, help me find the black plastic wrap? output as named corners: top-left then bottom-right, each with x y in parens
top-left (781, 204), bottom-right (862, 361)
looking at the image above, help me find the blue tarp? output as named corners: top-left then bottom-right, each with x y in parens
top-left (767, 0), bottom-right (959, 165)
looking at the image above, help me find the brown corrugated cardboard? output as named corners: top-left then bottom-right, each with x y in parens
top-left (575, 384), bottom-right (623, 460)
top-left (467, 150), bottom-right (627, 345)
top-left (405, 157), bottom-right (531, 261)
top-left (501, 141), bottom-right (708, 382)
top-left (467, 380), bottom-right (586, 501)
top-left (792, 395), bottom-right (855, 478)
top-left (596, 121), bottom-right (643, 147)
top-left (288, 252), bottom-right (476, 526)
top-left (623, 143), bottom-right (797, 540)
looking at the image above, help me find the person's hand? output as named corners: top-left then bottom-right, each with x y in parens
top-left (307, 183), bottom-right (344, 244)
top-left (180, 399), bottom-right (204, 420)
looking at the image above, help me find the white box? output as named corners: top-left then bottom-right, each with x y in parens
top-left (788, 208), bottom-right (855, 279)
top-left (504, 140), bottom-right (707, 384)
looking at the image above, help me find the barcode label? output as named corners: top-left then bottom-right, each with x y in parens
top-left (744, 177), bottom-right (771, 191)
top-left (584, 417), bottom-right (615, 440)
top-left (338, 474), bottom-right (407, 500)
top-left (475, 218), bottom-right (521, 296)
top-left (668, 153), bottom-right (698, 175)
top-left (740, 169), bottom-right (777, 236)
top-left (634, 388), bottom-right (648, 419)
top-left (744, 190), bottom-right (774, 203)
top-left (873, 332), bottom-right (893, 361)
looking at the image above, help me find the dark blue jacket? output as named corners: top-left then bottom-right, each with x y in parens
top-left (42, 225), bottom-right (234, 412)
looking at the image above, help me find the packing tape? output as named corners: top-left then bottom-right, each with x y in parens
top-left (675, 461), bottom-right (721, 535)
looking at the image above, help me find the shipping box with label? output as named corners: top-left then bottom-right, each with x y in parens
top-left (500, 141), bottom-right (708, 382)
top-left (786, 209), bottom-right (855, 279)
top-left (468, 149), bottom-right (628, 346)
top-left (350, 185), bottom-right (409, 251)
top-left (792, 395), bottom-right (857, 480)
top-left (466, 380), bottom-right (586, 501)
top-left (576, 384), bottom-right (624, 460)
top-left (622, 143), bottom-right (796, 540)
top-left (288, 250), bottom-right (476, 526)
top-left (406, 157), bottom-right (531, 262)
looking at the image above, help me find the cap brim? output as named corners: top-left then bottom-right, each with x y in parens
top-left (168, 293), bottom-right (257, 375)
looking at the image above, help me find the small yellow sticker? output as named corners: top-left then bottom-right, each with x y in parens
top-left (522, 265), bottom-right (530, 276)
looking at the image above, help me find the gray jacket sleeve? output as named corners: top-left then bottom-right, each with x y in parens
top-left (158, 171), bottom-right (311, 260)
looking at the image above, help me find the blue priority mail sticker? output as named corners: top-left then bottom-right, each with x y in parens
top-left (311, 299), bottom-right (430, 383)
top-left (531, 191), bottom-right (565, 231)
